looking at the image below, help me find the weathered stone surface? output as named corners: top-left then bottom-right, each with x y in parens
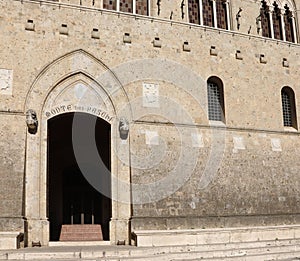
top-left (0, 0), bottom-right (299, 248)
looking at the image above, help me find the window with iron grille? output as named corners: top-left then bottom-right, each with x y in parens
top-left (284, 7), bottom-right (294, 42)
top-left (207, 81), bottom-right (224, 121)
top-left (188, 0), bottom-right (201, 24)
top-left (103, 0), bottom-right (148, 15)
top-left (272, 3), bottom-right (283, 40)
top-left (216, 0), bottom-right (227, 29)
top-left (260, 2), bottom-right (271, 38)
top-left (281, 87), bottom-right (297, 128)
top-left (203, 0), bottom-right (214, 27)
top-left (103, 0), bottom-right (116, 10)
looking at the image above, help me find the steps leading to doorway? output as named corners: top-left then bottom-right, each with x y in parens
top-left (0, 238), bottom-right (300, 260)
top-left (1, 225), bottom-right (300, 260)
top-left (49, 241), bottom-right (110, 247)
top-left (59, 224), bottom-right (103, 241)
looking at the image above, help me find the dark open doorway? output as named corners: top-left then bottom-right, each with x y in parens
top-left (47, 112), bottom-right (111, 241)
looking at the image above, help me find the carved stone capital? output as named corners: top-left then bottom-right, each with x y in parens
top-left (267, 6), bottom-right (274, 13)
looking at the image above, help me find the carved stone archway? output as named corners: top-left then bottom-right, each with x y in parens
top-left (24, 50), bottom-right (132, 246)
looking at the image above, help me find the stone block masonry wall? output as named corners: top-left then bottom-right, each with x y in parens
top-left (0, 0), bottom-right (299, 129)
top-left (130, 125), bottom-right (300, 230)
top-left (0, 0), bottom-right (299, 243)
top-left (0, 114), bottom-right (25, 232)
top-left (53, 0), bottom-right (300, 42)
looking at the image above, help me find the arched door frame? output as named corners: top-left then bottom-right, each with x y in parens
top-left (24, 50), bottom-right (132, 246)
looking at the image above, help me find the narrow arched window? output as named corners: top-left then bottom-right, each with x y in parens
top-left (188, 0), bottom-right (201, 24)
top-left (120, 0), bottom-right (133, 13)
top-left (260, 1), bottom-right (271, 38)
top-left (103, 0), bottom-right (117, 10)
top-left (207, 77), bottom-right (225, 122)
top-left (281, 87), bottom-right (297, 128)
top-left (216, 0), bottom-right (227, 29)
top-left (284, 6), bottom-right (294, 42)
top-left (202, 0), bottom-right (214, 27)
top-left (272, 3), bottom-right (283, 40)
top-left (136, 0), bottom-right (149, 15)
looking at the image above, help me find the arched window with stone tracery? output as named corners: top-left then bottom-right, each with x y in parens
top-left (259, 0), bottom-right (297, 43)
top-left (260, 1), bottom-right (271, 37)
top-left (188, 0), bottom-right (230, 30)
top-left (272, 2), bottom-right (283, 39)
top-left (284, 5), bottom-right (295, 42)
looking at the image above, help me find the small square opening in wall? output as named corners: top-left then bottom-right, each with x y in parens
top-left (183, 41), bottom-right (191, 52)
top-left (283, 58), bottom-right (289, 67)
top-left (260, 54), bottom-right (267, 64)
top-left (210, 46), bottom-right (218, 56)
top-left (123, 33), bottom-right (132, 44)
top-left (59, 24), bottom-right (68, 35)
top-left (91, 28), bottom-right (100, 39)
top-left (236, 50), bottom-right (243, 60)
top-left (153, 37), bottom-right (162, 48)
top-left (25, 19), bottom-right (35, 31)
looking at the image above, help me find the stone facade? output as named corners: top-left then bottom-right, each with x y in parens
top-left (0, 0), bottom-right (299, 248)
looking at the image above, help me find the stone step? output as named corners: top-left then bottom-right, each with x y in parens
top-left (133, 225), bottom-right (300, 247)
top-left (3, 249), bottom-right (300, 261)
top-left (171, 251), bottom-right (300, 261)
top-left (1, 239), bottom-right (300, 260)
top-left (59, 225), bottom-right (103, 241)
top-left (95, 244), bottom-right (300, 260)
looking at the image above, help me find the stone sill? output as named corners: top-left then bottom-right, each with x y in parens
top-left (284, 126), bottom-right (298, 132)
top-left (14, 0), bottom-right (299, 48)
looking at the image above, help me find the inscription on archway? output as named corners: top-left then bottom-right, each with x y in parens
top-left (45, 104), bottom-right (113, 123)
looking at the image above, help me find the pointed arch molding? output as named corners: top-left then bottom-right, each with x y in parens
top-left (264, 0), bottom-right (296, 10)
top-left (25, 49), bottom-right (131, 120)
top-left (24, 49), bottom-right (132, 246)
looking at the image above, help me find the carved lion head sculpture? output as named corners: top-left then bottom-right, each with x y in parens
top-left (26, 109), bottom-right (38, 134)
top-left (119, 117), bottom-right (129, 140)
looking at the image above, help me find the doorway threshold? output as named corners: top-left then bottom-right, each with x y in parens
top-left (49, 241), bottom-right (111, 247)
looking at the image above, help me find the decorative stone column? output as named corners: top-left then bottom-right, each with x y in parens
top-left (199, 0), bottom-right (204, 25)
top-left (116, 0), bottom-right (120, 11)
top-left (24, 126), bottom-right (49, 247)
top-left (224, 0), bottom-right (230, 30)
top-left (268, 6), bottom-right (274, 39)
top-left (133, 0), bottom-right (136, 14)
top-left (279, 9), bottom-right (286, 41)
top-left (147, 0), bottom-right (151, 16)
top-left (109, 120), bottom-right (132, 245)
top-left (211, 0), bottom-right (217, 28)
top-left (291, 14), bottom-right (297, 43)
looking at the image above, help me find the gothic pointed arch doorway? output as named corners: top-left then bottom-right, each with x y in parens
top-left (47, 112), bottom-right (111, 241)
